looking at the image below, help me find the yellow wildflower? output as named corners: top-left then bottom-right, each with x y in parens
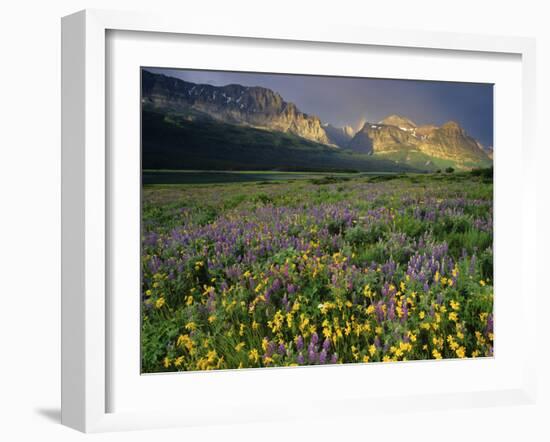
top-left (248, 349), bottom-right (259, 363)
top-left (206, 349), bottom-right (217, 363)
top-left (177, 334), bottom-right (194, 352)
top-left (155, 297), bottom-right (165, 309)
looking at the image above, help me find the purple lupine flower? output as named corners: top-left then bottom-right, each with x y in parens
top-left (282, 295), bottom-right (290, 312)
top-left (375, 302), bottom-right (385, 323)
top-left (278, 343), bottom-right (286, 355)
top-left (374, 336), bottom-right (381, 350)
top-left (319, 349), bottom-right (327, 364)
top-left (330, 353), bottom-right (338, 364)
top-left (311, 332), bottom-right (319, 346)
top-left (308, 349), bottom-right (317, 364)
top-left (487, 313), bottom-right (494, 334)
top-left (296, 335), bottom-right (304, 351)
top-left (402, 299), bottom-right (408, 323)
top-left (297, 353), bottom-right (305, 364)
top-left (322, 338), bottom-right (331, 351)
top-left (388, 302), bottom-right (395, 321)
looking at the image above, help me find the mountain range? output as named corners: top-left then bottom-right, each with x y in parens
top-left (141, 70), bottom-right (492, 172)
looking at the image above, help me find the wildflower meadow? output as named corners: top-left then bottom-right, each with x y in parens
top-left (141, 170), bottom-right (493, 372)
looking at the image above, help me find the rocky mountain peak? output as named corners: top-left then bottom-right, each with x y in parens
top-left (380, 114), bottom-right (417, 129)
top-left (142, 70), bottom-right (330, 145)
top-left (324, 123), bottom-right (357, 148)
top-left (440, 121), bottom-right (463, 132)
top-left (348, 116), bottom-right (491, 169)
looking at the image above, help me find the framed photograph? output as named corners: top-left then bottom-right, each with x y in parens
top-left (61, 9), bottom-right (537, 432)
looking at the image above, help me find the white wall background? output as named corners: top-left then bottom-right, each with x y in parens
top-left (0, 1), bottom-right (548, 440)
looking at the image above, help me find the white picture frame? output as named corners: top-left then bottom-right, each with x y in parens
top-left (61, 9), bottom-right (537, 433)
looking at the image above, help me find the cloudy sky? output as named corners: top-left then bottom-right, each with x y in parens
top-left (145, 67), bottom-right (494, 148)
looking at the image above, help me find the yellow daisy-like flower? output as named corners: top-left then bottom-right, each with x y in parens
top-left (176, 334), bottom-right (194, 352)
top-left (235, 342), bottom-right (245, 352)
top-left (163, 357), bottom-right (171, 368)
top-left (155, 297), bottom-right (165, 309)
top-left (248, 349), bottom-right (260, 363)
top-left (206, 350), bottom-right (217, 363)
top-left (432, 349), bottom-right (442, 359)
top-left (369, 344), bottom-right (376, 356)
top-left (456, 346), bottom-right (466, 358)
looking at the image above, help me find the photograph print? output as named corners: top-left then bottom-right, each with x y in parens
top-left (140, 68), bottom-right (494, 373)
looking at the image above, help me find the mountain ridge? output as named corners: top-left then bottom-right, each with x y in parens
top-left (142, 70), bottom-right (492, 170)
top-left (142, 70), bottom-right (331, 145)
